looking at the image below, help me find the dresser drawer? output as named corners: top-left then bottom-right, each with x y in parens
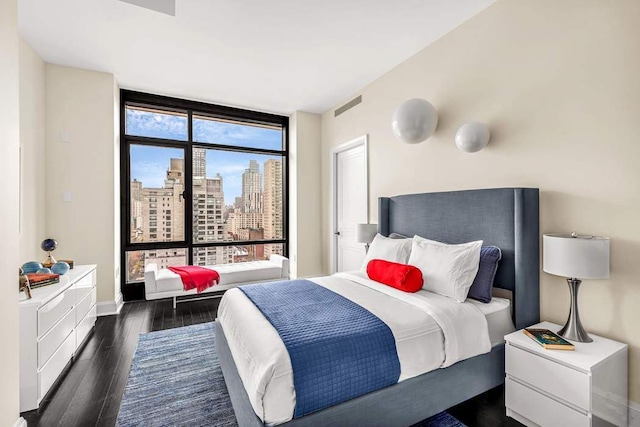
top-left (74, 270), bottom-right (96, 302)
top-left (76, 287), bottom-right (96, 325)
top-left (76, 304), bottom-right (96, 350)
top-left (38, 331), bottom-right (75, 402)
top-left (506, 377), bottom-right (590, 427)
top-left (38, 288), bottom-right (75, 338)
top-left (38, 306), bottom-right (75, 368)
top-left (506, 343), bottom-right (590, 410)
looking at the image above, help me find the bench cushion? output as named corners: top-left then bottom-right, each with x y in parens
top-left (155, 261), bottom-right (284, 293)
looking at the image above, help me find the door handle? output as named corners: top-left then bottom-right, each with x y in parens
top-left (334, 231), bottom-right (341, 236)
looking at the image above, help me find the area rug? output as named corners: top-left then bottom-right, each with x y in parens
top-left (117, 322), bottom-right (466, 427)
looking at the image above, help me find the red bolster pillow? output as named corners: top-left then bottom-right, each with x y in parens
top-left (366, 259), bottom-right (423, 293)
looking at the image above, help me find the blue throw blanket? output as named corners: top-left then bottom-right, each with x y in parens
top-left (239, 279), bottom-right (400, 418)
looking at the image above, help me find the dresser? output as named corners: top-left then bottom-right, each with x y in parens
top-left (19, 265), bottom-right (98, 412)
top-left (505, 321), bottom-right (628, 427)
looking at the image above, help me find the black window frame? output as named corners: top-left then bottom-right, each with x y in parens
top-left (120, 90), bottom-right (289, 301)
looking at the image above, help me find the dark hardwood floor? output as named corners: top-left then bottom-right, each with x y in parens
top-left (22, 298), bottom-right (521, 427)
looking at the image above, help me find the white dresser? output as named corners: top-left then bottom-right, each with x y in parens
top-left (19, 264), bottom-right (98, 412)
top-left (505, 321), bottom-right (628, 427)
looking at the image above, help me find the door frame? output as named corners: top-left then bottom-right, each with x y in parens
top-left (329, 134), bottom-right (369, 274)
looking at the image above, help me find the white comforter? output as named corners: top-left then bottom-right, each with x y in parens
top-left (217, 272), bottom-right (491, 425)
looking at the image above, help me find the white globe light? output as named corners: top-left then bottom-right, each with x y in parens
top-left (391, 98), bottom-right (438, 144)
top-left (455, 121), bottom-right (490, 153)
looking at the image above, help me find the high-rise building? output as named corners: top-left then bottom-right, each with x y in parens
top-left (192, 148), bottom-right (232, 265)
top-left (137, 158), bottom-right (185, 243)
top-left (193, 148), bottom-right (206, 178)
top-left (263, 158), bottom-right (283, 256)
top-left (242, 160), bottom-right (262, 213)
top-left (130, 179), bottom-right (143, 240)
top-left (228, 211), bottom-right (263, 237)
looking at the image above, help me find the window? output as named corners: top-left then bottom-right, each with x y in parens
top-left (121, 90), bottom-right (288, 300)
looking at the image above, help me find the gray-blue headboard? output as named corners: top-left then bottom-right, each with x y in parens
top-left (379, 188), bottom-right (539, 329)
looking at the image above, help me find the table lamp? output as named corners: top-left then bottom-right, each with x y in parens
top-left (355, 223), bottom-right (378, 252)
top-left (543, 233), bottom-right (610, 343)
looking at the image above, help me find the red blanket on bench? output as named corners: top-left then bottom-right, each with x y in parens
top-left (167, 266), bottom-right (220, 293)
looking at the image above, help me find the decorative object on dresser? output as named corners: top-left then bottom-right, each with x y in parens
top-left (19, 265), bottom-right (98, 412)
top-left (40, 238), bottom-right (59, 267)
top-left (505, 321), bottom-right (627, 427)
top-left (355, 223), bottom-right (377, 252)
top-left (454, 121), bottom-right (491, 153)
top-left (21, 261), bottom-right (43, 274)
top-left (59, 259), bottom-right (74, 269)
top-left (51, 261), bottom-right (70, 275)
top-left (543, 233), bottom-right (610, 342)
top-left (25, 272), bottom-right (60, 289)
top-left (19, 268), bottom-right (32, 300)
top-left (391, 98), bottom-right (438, 144)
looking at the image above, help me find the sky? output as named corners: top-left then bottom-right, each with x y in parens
top-left (127, 108), bottom-right (282, 205)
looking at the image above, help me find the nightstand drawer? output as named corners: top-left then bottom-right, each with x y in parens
top-left (506, 377), bottom-right (590, 427)
top-left (506, 343), bottom-right (590, 410)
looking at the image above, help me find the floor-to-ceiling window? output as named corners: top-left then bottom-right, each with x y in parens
top-left (120, 91), bottom-right (288, 300)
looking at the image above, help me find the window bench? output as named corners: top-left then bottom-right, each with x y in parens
top-left (144, 255), bottom-right (290, 308)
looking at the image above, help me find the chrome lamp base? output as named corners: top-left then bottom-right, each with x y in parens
top-left (558, 278), bottom-right (593, 343)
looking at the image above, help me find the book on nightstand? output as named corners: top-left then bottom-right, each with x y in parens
top-left (524, 328), bottom-right (575, 350)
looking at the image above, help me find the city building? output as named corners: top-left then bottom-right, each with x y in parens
top-left (263, 158), bottom-right (284, 256)
top-left (241, 159), bottom-right (262, 213)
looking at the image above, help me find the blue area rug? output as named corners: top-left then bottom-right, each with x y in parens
top-left (116, 322), bottom-right (235, 427)
top-left (117, 322), bottom-right (466, 427)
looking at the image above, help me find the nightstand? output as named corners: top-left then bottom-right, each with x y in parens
top-left (504, 321), bottom-right (627, 427)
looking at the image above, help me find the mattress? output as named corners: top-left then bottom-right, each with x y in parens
top-left (218, 272), bottom-right (509, 425)
top-left (469, 295), bottom-right (515, 346)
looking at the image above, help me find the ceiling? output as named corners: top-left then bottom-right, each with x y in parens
top-left (19, 0), bottom-right (495, 115)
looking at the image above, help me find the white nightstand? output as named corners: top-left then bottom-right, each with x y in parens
top-left (504, 321), bottom-right (627, 427)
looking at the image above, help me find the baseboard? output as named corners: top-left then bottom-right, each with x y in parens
top-left (96, 292), bottom-right (124, 317)
top-left (13, 417), bottom-right (26, 427)
top-left (630, 400), bottom-right (640, 427)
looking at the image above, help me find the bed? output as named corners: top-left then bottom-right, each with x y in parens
top-left (215, 187), bottom-right (540, 427)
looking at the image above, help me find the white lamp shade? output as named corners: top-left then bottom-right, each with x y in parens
top-left (543, 234), bottom-right (610, 279)
top-left (356, 223), bottom-right (378, 244)
top-left (391, 98), bottom-right (438, 144)
top-left (455, 121), bottom-right (490, 153)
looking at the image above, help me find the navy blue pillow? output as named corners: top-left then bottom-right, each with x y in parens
top-left (467, 246), bottom-right (502, 303)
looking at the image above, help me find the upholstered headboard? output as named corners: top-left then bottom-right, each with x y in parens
top-left (379, 188), bottom-right (539, 329)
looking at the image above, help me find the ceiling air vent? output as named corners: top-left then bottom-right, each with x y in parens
top-left (334, 95), bottom-right (362, 117)
top-left (118, 0), bottom-right (176, 16)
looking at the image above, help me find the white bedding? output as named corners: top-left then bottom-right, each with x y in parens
top-left (217, 272), bottom-right (497, 425)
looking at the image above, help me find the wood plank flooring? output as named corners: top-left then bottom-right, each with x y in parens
top-left (21, 298), bottom-right (521, 427)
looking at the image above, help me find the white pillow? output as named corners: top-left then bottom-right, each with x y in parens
top-left (361, 233), bottom-right (412, 270)
top-left (408, 236), bottom-right (483, 302)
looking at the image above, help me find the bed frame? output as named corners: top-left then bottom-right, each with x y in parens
top-left (215, 187), bottom-right (540, 427)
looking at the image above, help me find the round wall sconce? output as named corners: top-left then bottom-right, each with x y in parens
top-left (391, 98), bottom-right (438, 144)
top-left (454, 121), bottom-right (490, 153)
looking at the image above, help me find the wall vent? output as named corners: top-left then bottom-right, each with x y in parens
top-left (334, 95), bottom-right (362, 117)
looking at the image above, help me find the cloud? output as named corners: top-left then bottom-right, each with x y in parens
top-left (131, 160), bottom-right (167, 188)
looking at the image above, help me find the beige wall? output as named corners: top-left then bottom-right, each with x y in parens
top-left (45, 64), bottom-right (120, 303)
top-left (0, 0), bottom-right (21, 424)
top-left (289, 111), bottom-right (323, 278)
top-left (19, 40), bottom-right (47, 263)
top-left (321, 0), bottom-right (640, 403)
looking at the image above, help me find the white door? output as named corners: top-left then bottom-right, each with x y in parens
top-left (332, 136), bottom-right (368, 273)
